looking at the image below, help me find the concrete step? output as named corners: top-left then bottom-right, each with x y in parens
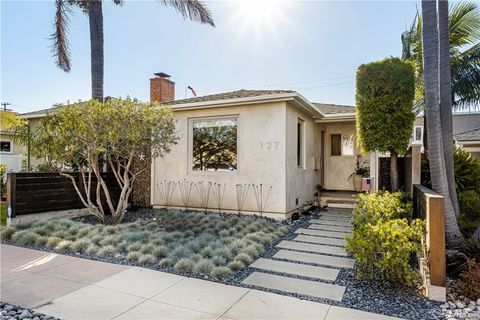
top-left (276, 240), bottom-right (347, 257)
top-left (274, 250), bottom-right (355, 269)
top-left (294, 234), bottom-right (347, 247)
top-left (310, 220), bottom-right (352, 227)
top-left (250, 258), bottom-right (339, 281)
top-left (242, 272), bottom-right (345, 301)
top-left (295, 228), bottom-right (351, 239)
top-left (317, 216), bottom-right (352, 222)
top-left (328, 203), bottom-right (356, 209)
top-left (308, 224), bottom-right (352, 233)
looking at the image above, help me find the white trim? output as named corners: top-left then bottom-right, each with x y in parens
top-left (297, 118), bottom-right (306, 169)
top-left (188, 114), bottom-right (239, 174)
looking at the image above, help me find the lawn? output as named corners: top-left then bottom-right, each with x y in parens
top-left (0, 209), bottom-right (289, 278)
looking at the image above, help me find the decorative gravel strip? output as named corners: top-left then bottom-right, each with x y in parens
top-left (0, 302), bottom-right (59, 320)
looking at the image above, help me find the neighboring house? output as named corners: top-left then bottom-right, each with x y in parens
top-left (0, 111), bottom-right (27, 173)
top-left (454, 127), bottom-right (480, 158)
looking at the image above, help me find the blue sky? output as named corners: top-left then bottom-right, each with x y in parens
top-left (1, 0), bottom-right (422, 113)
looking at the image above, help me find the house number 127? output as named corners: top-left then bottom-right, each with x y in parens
top-left (260, 141), bottom-right (279, 149)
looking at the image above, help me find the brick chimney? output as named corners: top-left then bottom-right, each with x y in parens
top-left (150, 72), bottom-right (175, 103)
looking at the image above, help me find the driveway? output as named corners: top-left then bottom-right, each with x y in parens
top-left (1, 244), bottom-right (399, 320)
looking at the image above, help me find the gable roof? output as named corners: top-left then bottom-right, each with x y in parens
top-left (454, 127), bottom-right (480, 142)
top-left (312, 103), bottom-right (356, 115)
top-left (166, 89), bottom-right (296, 105)
top-left (21, 105), bottom-right (64, 119)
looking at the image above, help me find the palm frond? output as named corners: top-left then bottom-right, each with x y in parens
top-left (160, 0), bottom-right (215, 27)
top-left (51, 0), bottom-right (72, 72)
top-left (452, 43), bottom-right (480, 110)
top-left (449, 1), bottom-right (480, 49)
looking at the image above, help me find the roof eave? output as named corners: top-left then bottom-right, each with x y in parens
top-left (315, 113), bottom-right (356, 123)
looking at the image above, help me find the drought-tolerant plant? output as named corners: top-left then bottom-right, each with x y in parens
top-left (35, 236), bottom-right (49, 246)
top-left (46, 236), bottom-right (62, 248)
top-left (71, 239), bottom-right (91, 253)
top-left (56, 240), bottom-right (72, 250)
top-left (137, 254), bottom-right (156, 265)
top-left (97, 245), bottom-right (116, 257)
top-left (100, 235), bottom-right (120, 246)
top-left (174, 258), bottom-right (195, 273)
top-left (211, 266), bottom-right (232, 278)
top-left (227, 260), bottom-right (244, 271)
top-left (159, 258), bottom-right (173, 268)
top-left (458, 259), bottom-right (480, 300)
top-left (12, 230), bottom-right (37, 245)
top-left (122, 231), bottom-right (149, 243)
top-left (126, 251), bottom-right (141, 261)
top-left (1, 227), bottom-right (16, 241)
top-left (194, 259), bottom-right (213, 274)
top-left (458, 190), bottom-right (480, 232)
top-left (234, 253), bottom-right (253, 265)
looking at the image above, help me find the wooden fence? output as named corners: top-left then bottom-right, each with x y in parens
top-left (6, 172), bottom-right (121, 217)
top-left (413, 184), bottom-right (446, 301)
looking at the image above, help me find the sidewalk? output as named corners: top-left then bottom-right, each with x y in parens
top-left (1, 244), bottom-right (399, 320)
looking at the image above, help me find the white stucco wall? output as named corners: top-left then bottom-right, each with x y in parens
top-left (285, 102), bottom-right (321, 213)
top-left (152, 101), bottom-right (288, 218)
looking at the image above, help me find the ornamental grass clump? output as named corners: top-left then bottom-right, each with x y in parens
top-left (194, 259), bottom-right (213, 274)
top-left (346, 191), bottom-right (425, 285)
top-left (12, 230), bottom-right (37, 245)
top-left (174, 258), bottom-right (195, 273)
top-left (122, 231), bottom-right (149, 243)
top-left (211, 266), bottom-right (232, 278)
top-left (137, 254), bottom-right (156, 265)
top-left (96, 245), bottom-right (116, 257)
top-left (71, 239), bottom-right (91, 253)
top-left (1, 227), bottom-right (16, 241)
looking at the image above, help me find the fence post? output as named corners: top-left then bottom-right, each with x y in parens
top-left (426, 194), bottom-right (446, 287)
top-left (6, 172), bottom-right (16, 220)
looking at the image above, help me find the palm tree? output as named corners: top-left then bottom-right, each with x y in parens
top-left (421, 0), bottom-right (463, 248)
top-left (51, 0), bottom-right (215, 101)
top-left (403, 1), bottom-right (480, 110)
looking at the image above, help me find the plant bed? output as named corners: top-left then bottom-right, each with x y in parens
top-left (1, 208), bottom-right (289, 281)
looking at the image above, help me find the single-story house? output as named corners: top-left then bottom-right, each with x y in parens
top-left (9, 73), bottom-right (480, 219)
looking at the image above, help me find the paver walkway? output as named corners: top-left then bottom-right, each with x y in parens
top-left (1, 216), bottom-right (399, 320)
top-left (242, 208), bottom-right (357, 302)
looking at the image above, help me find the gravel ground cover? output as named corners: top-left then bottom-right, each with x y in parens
top-left (1, 208), bottom-right (289, 280)
top-left (0, 302), bottom-right (59, 320)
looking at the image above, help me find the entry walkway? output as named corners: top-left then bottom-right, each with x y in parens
top-left (242, 208), bottom-right (355, 302)
top-left (1, 243), bottom-right (398, 319)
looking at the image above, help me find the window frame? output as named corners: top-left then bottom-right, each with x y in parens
top-left (188, 115), bottom-right (239, 174)
top-left (412, 126), bottom-right (423, 145)
top-left (330, 133), bottom-right (355, 157)
top-left (297, 118), bottom-right (306, 169)
top-left (0, 139), bottom-right (12, 154)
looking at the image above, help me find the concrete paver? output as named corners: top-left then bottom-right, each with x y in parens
top-left (310, 219), bottom-right (352, 227)
top-left (276, 240), bottom-right (347, 256)
top-left (274, 249), bottom-right (355, 269)
top-left (93, 267), bottom-right (184, 298)
top-left (309, 224), bottom-right (352, 232)
top-left (36, 284), bottom-right (144, 320)
top-left (250, 258), bottom-right (339, 281)
top-left (151, 277), bottom-right (249, 316)
top-left (294, 234), bottom-right (346, 247)
top-left (223, 289), bottom-right (330, 320)
top-left (295, 228), bottom-right (350, 239)
top-left (242, 272), bottom-right (346, 301)
top-left (115, 300), bottom-right (217, 320)
top-left (325, 306), bottom-right (401, 320)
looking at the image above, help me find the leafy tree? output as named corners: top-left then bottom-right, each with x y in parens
top-left (421, 0), bottom-right (463, 247)
top-left (402, 1), bottom-right (480, 110)
top-left (34, 98), bottom-right (178, 225)
top-left (356, 57), bottom-right (415, 191)
top-left (52, 0), bottom-right (215, 100)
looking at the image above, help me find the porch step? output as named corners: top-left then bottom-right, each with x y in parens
top-left (328, 202), bottom-right (356, 209)
top-left (274, 250), bottom-right (355, 269)
top-left (276, 240), bottom-right (348, 257)
top-left (241, 272), bottom-right (346, 301)
top-left (250, 258), bottom-right (339, 281)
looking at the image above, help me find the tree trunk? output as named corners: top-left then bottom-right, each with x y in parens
top-left (421, 0), bottom-right (463, 248)
top-left (88, 0), bottom-right (104, 101)
top-left (438, 0), bottom-right (460, 217)
top-left (390, 150), bottom-right (399, 191)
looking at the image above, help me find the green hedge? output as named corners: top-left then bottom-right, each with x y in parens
top-left (346, 191), bottom-right (425, 285)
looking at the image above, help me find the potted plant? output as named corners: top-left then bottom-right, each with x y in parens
top-left (348, 155), bottom-right (370, 191)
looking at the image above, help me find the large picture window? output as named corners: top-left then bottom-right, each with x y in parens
top-left (192, 117), bottom-right (237, 171)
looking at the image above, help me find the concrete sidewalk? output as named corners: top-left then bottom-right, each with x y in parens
top-left (1, 244), bottom-right (399, 320)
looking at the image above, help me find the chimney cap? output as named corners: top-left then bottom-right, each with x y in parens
top-left (154, 72), bottom-right (171, 78)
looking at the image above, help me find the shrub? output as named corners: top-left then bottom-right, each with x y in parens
top-left (12, 230), bottom-right (37, 245)
top-left (126, 251), bottom-right (141, 261)
top-left (126, 243), bottom-right (142, 252)
top-left (35, 236), bottom-right (49, 246)
top-left (56, 240), bottom-right (72, 250)
top-left (194, 259), bottom-right (213, 274)
top-left (159, 258), bottom-right (173, 268)
top-left (346, 218), bottom-right (425, 285)
top-left (122, 231), bottom-right (149, 243)
top-left (352, 191), bottom-right (411, 228)
top-left (103, 226), bottom-right (116, 235)
top-left (234, 253), bottom-right (253, 265)
top-left (227, 260), bottom-right (244, 271)
top-left (46, 236), bottom-right (62, 248)
top-left (458, 190), bottom-right (480, 232)
top-left (152, 246), bottom-right (167, 258)
top-left (139, 244), bottom-right (155, 254)
top-left (458, 259), bottom-right (480, 300)
top-left (211, 266), bottom-right (232, 278)
top-left (174, 258), bottom-right (195, 273)
top-left (97, 245), bottom-right (116, 257)
top-left (86, 244), bottom-right (99, 255)
top-left (137, 254), bottom-right (156, 265)
top-left (1, 227), bottom-right (16, 241)
top-left (170, 246), bottom-right (191, 262)
top-left (71, 239), bottom-right (90, 253)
